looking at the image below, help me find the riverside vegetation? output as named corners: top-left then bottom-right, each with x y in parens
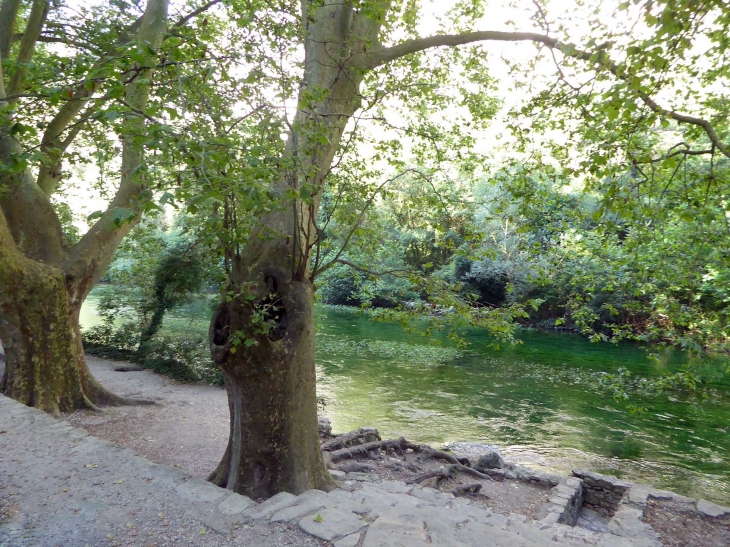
top-left (1, 0), bottom-right (729, 501)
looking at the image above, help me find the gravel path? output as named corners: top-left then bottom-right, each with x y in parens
top-left (66, 355), bottom-right (231, 479)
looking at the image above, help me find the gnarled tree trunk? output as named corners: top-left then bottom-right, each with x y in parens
top-left (0, 0), bottom-right (170, 414)
top-left (207, 0), bottom-right (386, 497)
top-left (208, 277), bottom-right (332, 496)
top-left (0, 246), bottom-right (134, 413)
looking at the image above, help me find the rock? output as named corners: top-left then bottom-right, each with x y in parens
top-left (473, 450), bottom-right (505, 471)
top-left (217, 493), bottom-right (256, 515)
top-left (607, 506), bottom-right (660, 541)
top-left (318, 416), bottom-right (332, 438)
top-left (697, 499), bottom-right (730, 518)
top-left (329, 469), bottom-right (347, 480)
top-left (270, 498), bottom-right (327, 523)
top-left (298, 507), bottom-right (367, 541)
top-left (335, 532), bottom-right (362, 547)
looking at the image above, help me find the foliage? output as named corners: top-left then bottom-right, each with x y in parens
top-left (83, 320), bottom-right (222, 385)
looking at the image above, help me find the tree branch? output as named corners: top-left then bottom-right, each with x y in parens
top-left (36, 97), bottom-right (90, 196)
top-left (312, 169), bottom-right (419, 279)
top-left (174, 0), bottom-right (221, 28)
top-left (363, 31), bottom-right (730, 159)
top-left (0, 0), bottom-right (20, 61)
top-left (333, 259), bottom-right (411, 278)
top-left (64, 0), bottom-right (169, 299)
top-left (7, 0), bottom-right (49, 99)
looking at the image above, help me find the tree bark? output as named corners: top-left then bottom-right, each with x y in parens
top-left (0, 213), bottom-right (145, 414)
top-left (0, 0), bottom-right (170, 414)
top-left (207, 0), bottom-right (389, 497)
top-left (208, 280), bottom-right (334, 497)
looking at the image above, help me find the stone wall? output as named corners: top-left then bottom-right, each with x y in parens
top-left (572, 469), bottom-right (632, 517)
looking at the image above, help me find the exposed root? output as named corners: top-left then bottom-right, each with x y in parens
top-left (452, 463), bottom-right (492, 481)
top-left (207, 443), bottom-right (231, 487)
top-left (413, 445), bottom-right (469, 467)
top-left (113, 365), bottom-right (144, 372)
top-left (321, 427), bottom-right (381, 451)
top-left (95, 387), bottom-right (158, 407)
top-left (330, 438), bottom-right (409, 463)
top-left (452, 483), bottom-right (483, 496)
top-left (335, 461), bottom-right (377, 473)
top-left (80, 393), bottom-right (102, 412)
top-left (406, 468), bottom-right (453, 485)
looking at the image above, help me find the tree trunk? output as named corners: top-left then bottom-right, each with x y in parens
top-left (0, 0), bottom-right (169, 414)
top-left (0, 250), bottom-right (138, 414)
top-left (208, 276), bottom-right (333, 497)
top-left (207, 0), bottom-right (388, 497)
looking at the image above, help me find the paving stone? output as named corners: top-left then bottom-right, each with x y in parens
top-left (175, 477), bottom-right (229, 503)
top-left (334, 532), bottom-right (362, 547)
top-left (427, 532), bottom-right (472, 546)
top-left (697, 499), bottom-right (730, 518)
top-left (217, 493), bottom-right (256, 515)
top-left (377, 480), bottom-right (413, 495)
top-left (406, 486), bottom-right (453, 506)
top-left (627, 485), bottom-right (653, 507)
top-left (245, 491), bottom-right (299, 519)
top-left (540, 512), bottom-right (561, 525)
top-left (270, 498), bottom-right (327, 523)
top-left (298, 507), bottom-right (367, 541)
top-left (362, 516), bottom-right (428, 547)
top-left (327, 488), bottom-right (357, 504)
top-left (648, 489), bottom-right (695, 504)
top-left (607, 506), bottom-right (660, 541)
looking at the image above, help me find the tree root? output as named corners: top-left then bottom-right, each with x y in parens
top-left (329, 438), bottom-right (408, 463)
top-left (452, 463), bottom-right (492, 481)
top-left (99, 392), bottom-right (158, 407)
top-left (405, 468), bottom-right (454, 485)
top-left (321, 427), bottom-right (381, 452)
top-left (334, 461), bottom-right (377, 473)
top-left (451, 483), bottom-right (483, 496)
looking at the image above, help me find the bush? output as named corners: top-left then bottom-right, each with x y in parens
top-left (81, 321), bottom-right (223, 386)
top-left (316, 262), bottom-right (363, 305)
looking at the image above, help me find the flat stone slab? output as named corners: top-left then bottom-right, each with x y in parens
top-left (697, 499), bottom-right (730, 518)
top-left (217, 493), bottom-right (256, 515)
top-left (175, 477), bottom-right (229, 503)
top-left (2, 393), bottom-right (722, 547)
top-left (299, 508), bottom-right (367, 541)
top-left (244, 491), bottom-right (298, 519)
top-left (362, 516), bottom-right (428, 547)
top-left (334, 532), bottom-right (362, 547)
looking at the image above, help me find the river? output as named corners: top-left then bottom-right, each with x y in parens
top-left (80, 294), bottom-right (730, 505)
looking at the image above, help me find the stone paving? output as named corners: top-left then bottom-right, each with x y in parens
top-left (1, 394), bottom-right (728, 547)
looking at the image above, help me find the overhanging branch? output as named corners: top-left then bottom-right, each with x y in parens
top-left (363, 31), bottom-right (730, 159)
top-left (333, 259), bottom-right (411, 278)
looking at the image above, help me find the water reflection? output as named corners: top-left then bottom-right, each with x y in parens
top-left (315, 308), bottom-right (730, 505)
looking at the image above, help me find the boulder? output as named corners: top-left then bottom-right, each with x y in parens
top-left (473, 450), bottom-right (505, 471)
top-left (318, 416), bottom-right (332, 439)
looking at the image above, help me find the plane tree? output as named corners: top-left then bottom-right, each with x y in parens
top-left (200, 0), bottom-right (730, 498)
top-left (0, 0), bottom-right (231, 413)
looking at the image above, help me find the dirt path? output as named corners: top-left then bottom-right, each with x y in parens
top-left (65, 355), bottom-right (230, 479)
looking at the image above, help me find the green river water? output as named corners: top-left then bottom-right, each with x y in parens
top-left (80, 296), bottom-right (730, 505)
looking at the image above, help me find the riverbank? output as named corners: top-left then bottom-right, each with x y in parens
top-left (3, 356), bottom-right (730, 546)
